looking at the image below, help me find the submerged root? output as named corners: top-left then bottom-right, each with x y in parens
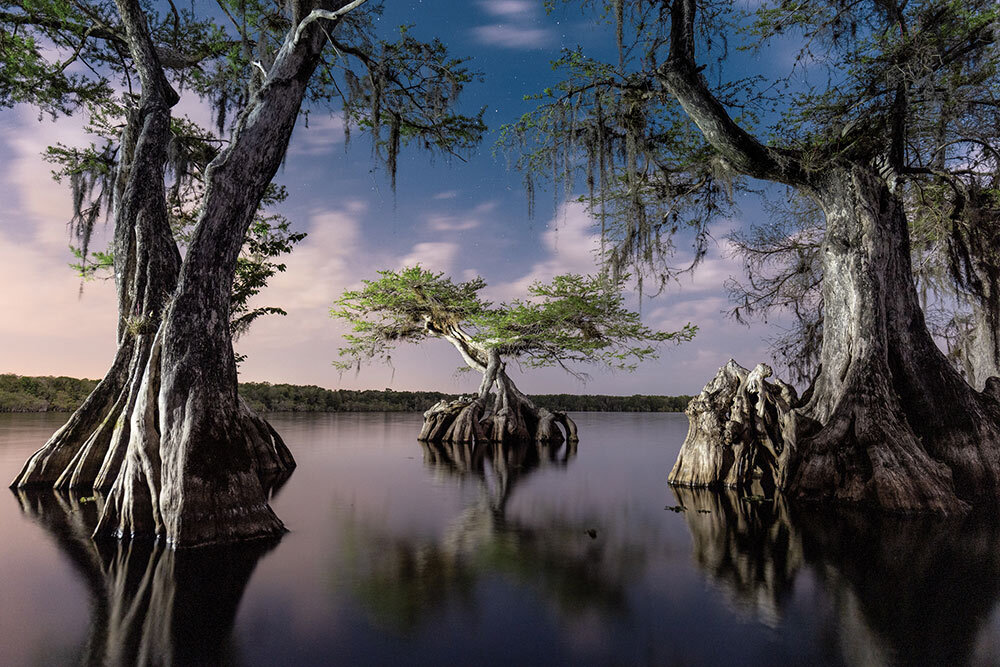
top-left (535, 408), bottom-right (579, 445)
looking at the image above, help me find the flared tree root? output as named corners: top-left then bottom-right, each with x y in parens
top-left (419, 396), bottom-right (578, 446)
top-left (669, 360), bottom-right (798, 493)
top-left (10, 332), bottom-right (295, 547)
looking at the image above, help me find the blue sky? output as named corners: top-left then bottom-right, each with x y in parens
top-left (0, 0), bottom-right (797, 396)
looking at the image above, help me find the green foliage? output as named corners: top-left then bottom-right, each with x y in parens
top-left (53, 108), bottom-right (307, 344)
top-left (0, 0), bottom-right (115, 115)
top-left (516, 1), bottom-right (1000, 380)
top-left (231, 217), bottom-right (307, 340)
top-left (500, 3), bottom-right (757, 290)
top-left (332, 266), bottom-right (488, 370)
top-left (512, 1), bottom-right (1000, 342)
top-left (238, 382), bottom-right (456, 413)
top-left (732, 0), bottom-right (1000, 375)
top-left (0, 374), bottom-right (99, 412)
top-left (335, 25), bottom-right (487, 189)
top-left (332, 266), bottom-right (695, 375)
top-left (477, 273), bottom-right (695, 371)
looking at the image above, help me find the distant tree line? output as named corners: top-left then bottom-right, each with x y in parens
top-left (0, 375), bottom-right (101, 412)
top-left (0, 375), bottom-right (691, 414)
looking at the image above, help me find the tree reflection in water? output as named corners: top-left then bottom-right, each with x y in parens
top-left (671, 487), bottom-right (802, 627)
top-left (14, 476), bottom-right (287, 666)
top-left (673, 487), bottom-right (1000, 665)
top-left (340, 439), bottom-right (648, 634)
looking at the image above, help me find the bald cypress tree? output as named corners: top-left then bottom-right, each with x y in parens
top-left (3, 0), bottom-right (483, 546)
top-left (509, 0), bottom-right (1000, 512)
top-left (333, 267), bottom-right (694, 444)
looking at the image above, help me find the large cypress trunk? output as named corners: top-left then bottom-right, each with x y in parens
top-left (9, 0), bottom-right (332, 547)
top-left (670, 164), bottom-right (1000, 513)
top-left (787, 166), bottom-right (1000, 510)
top-left (655, 0), bottom-right (1000, 513)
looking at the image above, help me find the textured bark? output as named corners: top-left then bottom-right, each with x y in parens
top-left (669, 360), bottom-right (797, 492)
top-left (15, 488), bottom-right (277, 665)
top-left (788, 166), bottom-right (1000, 512)
top-left (417, 332), bottom-right (579, 446)
top-left (9, 0), bottom-right (325, 547)
top-left (658, 0), bottom-right (1000, 514)
top-left (672, 167), bottom-right (1000, 513)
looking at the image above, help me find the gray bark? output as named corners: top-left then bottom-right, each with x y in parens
top-left (669, 360), bottom-right (796, 491)
top-left (660, 0), bottom-right (1000, 513)
top-left (784, 166), bottom-right (1000, 512)
top-left (417, 325), bottom-right (579, 446)
top-left (671, 169), bottom-right (1000, 512)
top-left (9, 0), bottom-right (337, 547)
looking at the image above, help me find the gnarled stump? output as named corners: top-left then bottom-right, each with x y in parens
top-left (670, 360), bottom-right (798, 492)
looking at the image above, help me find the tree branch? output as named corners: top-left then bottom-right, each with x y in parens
top-left (111, 0), bottom-right (176, 106)
top-left (655, 0), bottom-right (805, 186)
top-left (293, 0), bottom-right (370, 46)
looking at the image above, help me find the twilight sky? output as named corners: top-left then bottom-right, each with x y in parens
top-left (0, 1), bottom-right (796, 396)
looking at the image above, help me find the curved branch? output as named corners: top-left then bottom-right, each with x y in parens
top-left (293, 0), bottom-right (370, 46)
top-left (656, 0), bottom-right (806, 186)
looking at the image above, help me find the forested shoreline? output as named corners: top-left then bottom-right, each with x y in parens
top-left (0, 374), bottom-right (691, 414)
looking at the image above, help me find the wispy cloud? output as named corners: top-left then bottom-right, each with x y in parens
top-left (425, 201), bottom-right (496, 232)
top-left (480, 0), bottom-right (536, 17)
top-left (287, 113), bottom-right (345, 157)
top-left (398, 241), bottom-right (460, 273)
top-left (491, 200), bottom-right (602, 299)
top-left (472, 0), bottom-right (555, 49)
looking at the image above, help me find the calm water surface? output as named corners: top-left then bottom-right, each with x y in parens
top-left (1, 412), bottom-right (999, 665)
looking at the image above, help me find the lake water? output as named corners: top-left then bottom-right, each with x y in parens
top-left (1, 411), bottom-right (999, 665)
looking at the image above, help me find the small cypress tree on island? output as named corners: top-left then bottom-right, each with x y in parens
top-left (332, 267), bottom-right (696, 444)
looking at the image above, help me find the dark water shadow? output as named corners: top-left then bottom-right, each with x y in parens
top-left (14, 488), bottom-right (281, 666)
top-left (338, 438), bottom-right (646, 634)
top-left (672, 486), bottom-right (1000, 665)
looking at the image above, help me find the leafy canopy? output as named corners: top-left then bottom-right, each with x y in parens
top-left (332, 266), bottom-right (696, 374)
